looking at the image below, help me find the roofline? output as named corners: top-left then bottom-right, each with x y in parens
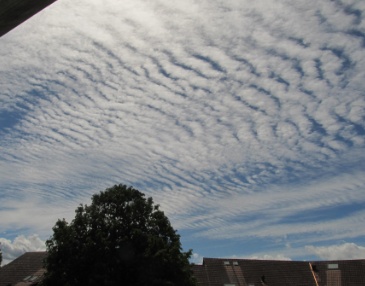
top-left (199, 257), bottom-right (365, 265)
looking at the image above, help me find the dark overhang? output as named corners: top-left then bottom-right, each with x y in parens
top-left (0, 0), bottom-right (58, 37)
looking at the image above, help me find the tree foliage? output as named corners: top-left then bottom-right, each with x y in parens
top-left (42, 184), bottom-right (196, 286)
top-left (0, 242), bottom-right (2, 267)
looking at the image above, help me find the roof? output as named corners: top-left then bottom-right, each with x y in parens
top-left (2, 253), bottom-right (365, 286)
top-left (193, 257), bottom-right (365, 286)
top-left (310, 259), bottom-right (365, 286)
top-left (194, 258), bottom-right (316, 286)
top-left (0, 252), bottom-right (47, 286)
top-left (0, 0), bottom-right (58, 37)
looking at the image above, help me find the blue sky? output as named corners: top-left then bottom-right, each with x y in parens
top-left (1, 0), bottom-right (365, 264)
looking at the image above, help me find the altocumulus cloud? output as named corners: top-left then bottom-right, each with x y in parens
top-left (0, 0), bottom-right (365, 260)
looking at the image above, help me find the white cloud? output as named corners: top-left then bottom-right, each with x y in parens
top-left (191, 252), bottom-right (204, 264)
top-left (306, 243), bottom-right (365, 260)
top-left (0, 235), bottom-right (46, 265)
top-left (176, 169), bottom-right (365, 243)
top-left (248, 254), bottom-right (292, 261)
top-left (227, 251), bottom-right (292, 261)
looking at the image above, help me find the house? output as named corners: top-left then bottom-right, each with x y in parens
top-left (2, 253), bottom-right (365, 286)
top-left (0, 252), bottom-right (47, 286)
top-left (192, 257), bottom-right (365, 286)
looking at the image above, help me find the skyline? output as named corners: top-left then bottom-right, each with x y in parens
top-left (1, 0), bottom-right (365, 264)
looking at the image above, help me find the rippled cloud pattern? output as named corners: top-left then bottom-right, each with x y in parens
top-left (1, 0), bottom-right (365, 260)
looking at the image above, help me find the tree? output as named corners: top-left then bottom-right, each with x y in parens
top-left (42, 184), bottom-right (196, 286)
top-left (0, 242), bottom-right (2, 267)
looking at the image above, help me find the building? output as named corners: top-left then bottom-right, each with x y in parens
top-left (0, 0), bottom-right (58, 37)
top-left (1, 253), bottom-right (365, 286)
top-left (0, 252), bottom-right (47, 286)
top-left (192, 257), bottom-right (365, 286)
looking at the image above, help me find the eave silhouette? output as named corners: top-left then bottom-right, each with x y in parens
top-left (0, 0), bottom-right (57, 37)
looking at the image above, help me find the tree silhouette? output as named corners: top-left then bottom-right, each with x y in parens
top-left (42, 184), bottom-right (196, 286)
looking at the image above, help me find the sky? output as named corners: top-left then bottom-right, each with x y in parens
top-left (1, 0), bottom-right (365, 265)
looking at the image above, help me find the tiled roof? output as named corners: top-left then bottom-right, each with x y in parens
top-left (195, 258), bottom-right (316, 286)
top-left (192, 264), bottom-right (210, 286)
top-left (0, 0), bottom-right (58, 37)
top-left (193, 258), bottom-right (365, 286)
top-left (309, 259), bottom-right (365, 286)
top-left (0, 252), bottom-right (47, 286)
top-left (236, 259), bottom-right (315, 286)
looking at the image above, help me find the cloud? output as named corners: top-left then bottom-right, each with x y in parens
top-left (0, 0), bottom-right (364, 260)
top-left (0, 235), bottom-right (46, 265)
top-left (306, 243), bottom-right (365, 260)
top-left (190, 253), bottom-right (204, 265)
top-left (0, 185), bottom-right (87, 241)
top-left (248, 254), bottom-right (292, 261)
top-left (176, 170), bottom-right (365, 243)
